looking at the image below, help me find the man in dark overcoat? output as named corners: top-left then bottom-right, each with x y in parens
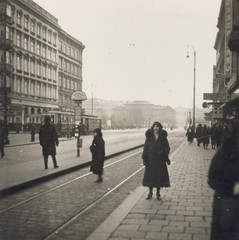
top-left (39, 116), bottom-right (59, 169)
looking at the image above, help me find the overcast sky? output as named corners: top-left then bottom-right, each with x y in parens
top-left (34, 0), bottom-right (221, 109)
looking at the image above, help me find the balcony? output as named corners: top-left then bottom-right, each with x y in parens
top-left (0, 38), bottom-right (13, 48)
top-left (0, 63), bottom-right (13, 74)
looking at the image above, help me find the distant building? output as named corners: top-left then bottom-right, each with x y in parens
top-left (0, 0), bottom-right (84, 131)
top-left (111, 100), bottom-right (177, 129)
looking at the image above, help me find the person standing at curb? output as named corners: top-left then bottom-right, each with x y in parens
top-left (142, 121), bottom-right (170, 200)
top-left (208, 122), bottom-right (239, 240)
top-left (90, 128), bottom-right (105, 183)
top-left (186, 125), bottom-right (194, 144)
top-left (39, 116), bottom-right (59, 169)
top-left (0, 120), bottom-right (7, 158)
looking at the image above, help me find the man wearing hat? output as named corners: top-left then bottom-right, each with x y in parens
top-left (39, 115), bottom-right (59, 169)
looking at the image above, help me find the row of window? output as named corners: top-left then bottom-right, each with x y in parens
top-left (16, 10), bottom-right (57, 45)
top-left (59, 57), bottom-right (81, 76)
top-left (13, 77), bottom-right (57, 99)
top-left (16, 54), bottom-right (57, 81)
top-left (59, 94), bottom-right (75, 107)
top-left (2, 4), bottom-right (82, 61)
top-left (58, 75), bottom-right (79, 91)
top-left (59, 41), bottom-right (80, 60)
top-left (16, 33), bottom-right (57, 62)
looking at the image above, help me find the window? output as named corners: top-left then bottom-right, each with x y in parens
top-left (24, 37), bottom-right (28, 50)
top-left (30, 81), bottom-right (34, 95)
top-left (6, 51), bottom-right (10, 64)
top-left (37, 23), bottom-right (41, 36)
top-left (48, 29), bottom-right (52, 42)
top-left (42, 45), bottom-right (46, 58)
top-left (53, 32), bottom-right (57, 45)
top-left (24, 16), bottom-right (29, 29)
top-left (53, 68), bottom-right (56, 80)
top-left (17, 12), bottom-right (22, 25)
top-left (37, 62), bottom-right (41, 76)
top-left (59, 40), bottom-right (62, 50)
top-left (6, 26), bottom-right (10, 40)
top-left (36, 83), bottom-right (40, 96)
top-left (24, 80), bottom-right (28, 94)
top-left (52, 50), bottom-right (56, 62)
top-left (59, 75), bottom-right (62, 86)
top-left (17, 33), bottom-right (21, 47)
top-left (42, 27), bottom-right (46, 39)
top-left (31, 20), bottom-right (35, 33)
top-left (37, 42), bottom-right (40, 55)
top-left (6, 4), bottom-right (12, 17)
top-left (17, 55), bottom-right (22, 70)
top-left (48, 48), bottom-right (51, 60)
top-left (17, 78), bottom-right (21, 93)
top-left (48, 66), bottom-right (51, 79)
top-left (30, 40), bottom-right (35, 53)
top-left (42, 84), bottom-right (46, 97)
top-left (24, 58), bottom-right (28, 72)
top-left (30, 60), bottom-right (35, 74)
top-left (42, 64), bottom-right (46, 78)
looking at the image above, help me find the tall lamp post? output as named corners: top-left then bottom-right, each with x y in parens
top-left (187, 49), bottom-right (196, 133)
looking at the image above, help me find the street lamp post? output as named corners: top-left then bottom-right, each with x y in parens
top-left (187, 49), bottom-right (196, 134)
top-left (193, 50), bottom-right (196, 134)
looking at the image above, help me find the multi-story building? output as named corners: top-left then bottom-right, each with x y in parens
top-left (0, 0), bottom-right (84, 132)
top-left (111, 101), bottom-right (177, 129)
top-left (210, 0), bottom-right (239, 123)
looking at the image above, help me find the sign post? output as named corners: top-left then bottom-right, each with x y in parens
top-left (71, 91), bottom-right (87, 157)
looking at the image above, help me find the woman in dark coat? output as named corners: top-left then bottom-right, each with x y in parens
top-left (90, 128), bottom-right (105, 183)
top-left (186, 125), bottom-right (194, 144)
top-left (142, 122), bottom-right (170, 200)
top-left (208, 122), bottom-right (239, 240)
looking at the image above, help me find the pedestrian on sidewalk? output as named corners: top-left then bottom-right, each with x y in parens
top-left (0, 120), bottom-right (7, 158)
top-left (195, 124), bottom-right (202, 147)
top-left (208, 122), bottom-right (239, 240)
top-left (142, 121), bottom-right (170, 200)
top-left (30, 124), bottom-right (36, 142)
top-left (202, 125), bottom-right (210, 149)
top-left (39, 116), bottom-right (59, 169)
top-left (186, 125), bottom-right (194, 144)
top-left (90, 128), bottom-right (105, 183)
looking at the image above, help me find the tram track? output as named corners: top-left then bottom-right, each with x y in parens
top-left (0, 132), bottom-right (185, 240)
top-left (0, 134), bottom-right (183, 214)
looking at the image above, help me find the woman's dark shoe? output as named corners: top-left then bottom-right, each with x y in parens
top-left (96, 177), bottom-right (103, 183)
top-left (156, 194), bottom-right (161, 200)
top-left (146, 193), bottom-right (152, 200)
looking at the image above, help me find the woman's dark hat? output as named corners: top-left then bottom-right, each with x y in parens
top-left (93, 128), bottom-right (102, 134)
top-left (152, 121), bottom-right (163, 129)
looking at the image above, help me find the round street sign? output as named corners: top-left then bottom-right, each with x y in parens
top-left (71, 91), bottom-right (87, 102)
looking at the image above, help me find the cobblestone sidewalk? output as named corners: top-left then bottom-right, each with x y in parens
top-left (87, 141), bottom-right (216, 240)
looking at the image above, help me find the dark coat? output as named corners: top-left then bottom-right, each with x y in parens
top-left (0, 124), bottom-right (7, 142)
top-left (90, 135), bottom-right (105, 175)
top-left (39, 123), bottom-right (59, 156)
top-left (208, 124), bottom-right (239, 238)
top-left (142, 129), bottom-right (170, 188)
top-left (202, 126), bottom-right (210, 145)
top-left (186, 126), bottom-right (194, 142)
